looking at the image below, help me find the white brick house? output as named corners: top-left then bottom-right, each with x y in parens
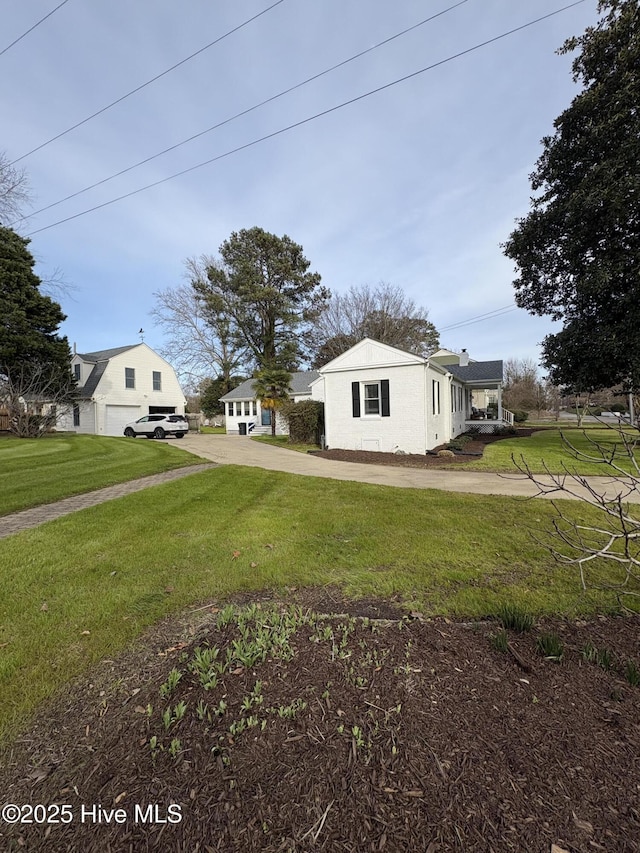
top-left (57, 344), bottom-right (186, 437)
top-left (220, 371), bottom-right (319, 436)
top-left (311, 339), bottom-right (506, 453)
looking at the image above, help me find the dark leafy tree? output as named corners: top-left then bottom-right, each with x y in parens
top-left (199, 375), bottom-right (245, 418)
top-left (194, 228), bottom-right (329, 371)
top-left (310, 283), bottom-right (439, 367)
top-left (0, 226), bottom-right (75, 435)
top-left (503, 0), bottom-right (640, 391)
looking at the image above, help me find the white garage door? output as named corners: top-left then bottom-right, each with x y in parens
top-left (105, 405), bottom-right (142, 436)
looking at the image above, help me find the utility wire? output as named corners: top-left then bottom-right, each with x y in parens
top-left (0, 0), bottom-right (71, 58)
top-left (12, 0), bottom-right (470, 224)
top-left (440, 305), bottom-right (519, 332)
top-left (25, 0), bottom-right (587, 238)
top-left (10, 0), bottom-right (287, 164)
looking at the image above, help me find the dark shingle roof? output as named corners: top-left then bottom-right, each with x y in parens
top-left (220, 371), bottom-right (319, 401)
top-left (75, 345), bottom-right (140, 398)
top-left (77, 345), bottom-right (139, 362)
top-left (442, 360), bottom-right (503, 383)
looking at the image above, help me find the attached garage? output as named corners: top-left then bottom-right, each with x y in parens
top-left (105, 405), bottom-right (142, 437)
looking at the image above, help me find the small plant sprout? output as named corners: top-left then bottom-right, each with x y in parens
top-left (169, 738), bottom-right (182, 759)
top-left (491, 629), bottom-right (509, 653)
top-left (598, 647), bottom-right (614, 671)
top-left (497, 604), bottom-right (534, 633)
top-left (159, 668), bottom-right (183, 699)
top-left (581, 641), bottom-right (598, 663)
top-left (352, 725), bottom-right (365, 749)
top-left (173, 700), bottom-right (188, 722)
top-left (162, 708), bottom-right (173, 730)
top-left (149, 735), bottom-right (161, 760)
top-left (196, 699), bottom-right (210, 722)
top-left (536, 633), bottom-right (564, 662)
top-left (624, 660), bottom-right (640, 686)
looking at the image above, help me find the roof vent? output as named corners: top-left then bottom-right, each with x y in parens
top-left (459, 349), bottom-right (469, 366)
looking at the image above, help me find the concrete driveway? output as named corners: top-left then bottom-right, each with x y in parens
top-left (173, 434), bottom-right (640, 503)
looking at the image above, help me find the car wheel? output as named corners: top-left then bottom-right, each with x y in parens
top-left (153, 427), bottom-right (166, 439)
top-left (175, 432), bottom-right (184, 438)
top-left (124, 427), bottom-right (136, 438)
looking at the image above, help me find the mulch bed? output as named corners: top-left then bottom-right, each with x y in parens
top-left (313, 430), bottom-right (535, 468)
top-left (1, 589), bottom-right (639, 852)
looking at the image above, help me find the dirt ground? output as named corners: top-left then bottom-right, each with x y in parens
top-left (313, 430), bottom-right (535, 468)
top-left (1, 588), bottom-right (639, 853)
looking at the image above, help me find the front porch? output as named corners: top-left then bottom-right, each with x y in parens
top-left (464, 408), bottom-right (514, 432)
top-left (465, 381), bottom-right (513, 431)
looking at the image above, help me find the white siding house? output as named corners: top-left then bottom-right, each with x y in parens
top-left (57, 344), bottom-right (186, 436)
top-left (311, 339), bottom-right (505, 453)
top-left (220, 371), bottom-right (319, 436)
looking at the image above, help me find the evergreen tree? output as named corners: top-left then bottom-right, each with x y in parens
top-left (503, 1), bottom-right (640, 391)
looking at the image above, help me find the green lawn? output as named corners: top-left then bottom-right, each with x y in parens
top-left (251, 435), bottom-right (320, 453)
top-left (0, 464), bottom-right (632, 739)
top-left (0, 433), bottom-right (205, 516)
top-left (457, 427), bottom-right (639, 475)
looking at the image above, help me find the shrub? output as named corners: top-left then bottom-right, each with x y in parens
top-left (610, 403), bottom-right (626, 413)
top-left (279, 400), bottom-right (324, 444)
top-left (512, 410), bottom-right (529, 423)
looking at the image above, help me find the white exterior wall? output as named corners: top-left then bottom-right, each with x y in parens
top-left (425, 365), bottom-right (448, 449)
top-left (56, 400), bottom-right (96, 434)
top-left (225, 392), bottom-right (311, 435)
top-left (450, 378), bottom-right (467, 439)
top-left (322, 364), bottom-right (428, 455)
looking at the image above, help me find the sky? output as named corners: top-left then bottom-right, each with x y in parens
top-left (3, 0), bottom-right (600, 374)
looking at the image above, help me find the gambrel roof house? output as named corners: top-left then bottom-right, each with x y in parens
top-left (57, 344), bottom-right (186, 437)
top-left (220, 371), bottom-right (319, 435)
top-left (221, 340), bottom-right (507, 452)
top-left (310, 339), bottom-right (506, 453)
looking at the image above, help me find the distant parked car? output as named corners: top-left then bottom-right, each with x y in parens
top-left (123, 414), bottom-right (188, 439)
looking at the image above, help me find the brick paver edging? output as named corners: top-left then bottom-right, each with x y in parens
top-left (0, 463), bottom-right (217, 539)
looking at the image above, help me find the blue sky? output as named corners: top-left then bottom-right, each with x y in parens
top-left (3, 0), bottom-right (598, 370)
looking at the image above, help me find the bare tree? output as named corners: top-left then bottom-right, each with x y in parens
top-left (309, 282), bottom-right (439, 366)
top-left (0, 152), bottom-right (31, 224)
top-left (503, 357), bottom-right (548, 415)
top-left (515, 422), bottom-right (640, 605)
top-left (151, 256), bottom-right (248, 389)
top-left (1, 362), bottom-right (77, 438)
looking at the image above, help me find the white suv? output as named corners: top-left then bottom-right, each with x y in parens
top-left (123, 414), bottom-right (188, 439)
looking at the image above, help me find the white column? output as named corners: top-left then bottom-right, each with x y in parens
top-left (497, 385), bottom-right (503, 422)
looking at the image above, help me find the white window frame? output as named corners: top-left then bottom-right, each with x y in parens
top-left (152, 371), bottom-right (162, 391)
top-left (125, 367), bottom-right (135, 389)
top-left (363, 382), bottom-right (381, 416)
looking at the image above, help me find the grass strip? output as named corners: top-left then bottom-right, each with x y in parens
top-left (0, 434), bottom-right (206, 516)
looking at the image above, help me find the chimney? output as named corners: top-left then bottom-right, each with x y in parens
top-left (459, 348), bottom-right (469, 366)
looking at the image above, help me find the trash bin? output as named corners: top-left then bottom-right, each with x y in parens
top-left (238, 422), bottom-right (247, 435)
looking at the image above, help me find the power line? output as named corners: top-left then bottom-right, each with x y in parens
top-left (25, 0), bottom-right (587, 238)
top-left (440, 305), bottom-right (519, 332)
top-left (0, 0), bottom-right (71, 58)
top-left (13, 0), bottom-right (470, 224)
top-left (10, 0), bottom-right (288, 165)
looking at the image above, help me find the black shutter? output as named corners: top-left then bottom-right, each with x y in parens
top-left (381, 379), bottom-right (390, 417)
top-left (351, 382), bottom-right (360, 418)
